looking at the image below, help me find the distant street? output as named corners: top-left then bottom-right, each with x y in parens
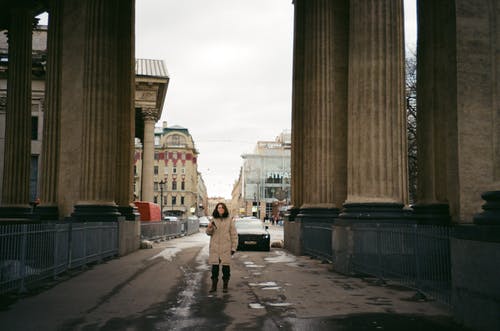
top-left (0, 225), bottom-right (469, 331)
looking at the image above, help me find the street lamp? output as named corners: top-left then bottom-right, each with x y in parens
top-left (159, 179), bottom-right (165, 219)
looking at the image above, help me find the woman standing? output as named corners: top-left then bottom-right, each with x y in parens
top-left (206, 202), bottom-right (238, 293)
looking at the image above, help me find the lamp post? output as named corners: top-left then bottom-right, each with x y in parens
top-left (159, 180), bottom-right (165, 219)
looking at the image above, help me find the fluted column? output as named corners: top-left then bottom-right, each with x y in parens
top-left (115, 0), bottom-right (138, 220)
top-left (288, 0), bottom-right (306, 222)
top-left (141, 109), bottom-right (157, 203)
top-left (0, 7), bottom-right (33, 219)
top-left (72, 0), bottom-right (121, 221)
top-left (412, 0), bottom-right (455, 224)
top-left (299, 0), bottom-right (348, 213)
top-left (341, 0), bottom-right (408, 221)
top-left (36, 0), bottom-right (63, 220)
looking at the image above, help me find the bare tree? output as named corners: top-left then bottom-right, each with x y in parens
top-left (406, 49), bottom-right (417, 204)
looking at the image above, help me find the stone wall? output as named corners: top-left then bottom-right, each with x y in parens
top-left (451, 226), bottom-right (500, 331)
top-left (118, 219), bottom-right (141, 256)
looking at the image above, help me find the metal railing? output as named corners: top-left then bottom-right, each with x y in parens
top-left (302, 221), bottom-right (333, 262)
top-left (351, 223), bottom-right (451, 305)
top-left (140, 218), bottom-right (200, 241)
top-left (0, 222), bottom-right (118, 295)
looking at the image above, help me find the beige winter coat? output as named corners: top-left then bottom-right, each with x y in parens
top-left (206, 217), bottom-right (238, 265)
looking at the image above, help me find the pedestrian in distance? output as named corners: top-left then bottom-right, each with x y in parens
top-left (206, 202), bottom-right (238, 293)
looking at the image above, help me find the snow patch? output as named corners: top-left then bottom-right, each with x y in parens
top-left (264, 251), bottom-right (296, 264)
top-left (249, 303), bottom-right (265, 309)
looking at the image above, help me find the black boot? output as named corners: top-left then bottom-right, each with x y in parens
top-left (210, 279), bottom-right (218, 292)
top-left (223, 279), bottom-right (229, 293)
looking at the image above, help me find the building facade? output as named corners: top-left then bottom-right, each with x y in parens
top-left (134, 122), bottom-right (207, 218)
top-left (235, 130), bottom-right (291, 220)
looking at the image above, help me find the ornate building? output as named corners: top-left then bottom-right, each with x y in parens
top-left (134, 122), bottom-right (207, 218)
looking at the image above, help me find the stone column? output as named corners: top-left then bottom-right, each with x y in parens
top-left (288, 0), bottom-right (306, 223)
top-left (36, 0), bottom-right (63, 220)
top-left (115, 0), bottom-right (138, 220)
top-left (300, 0), bottom-right (348, 213)
top-left (286, 0), bottom-right (349, 255)
top-left (141, 109), bottom-right (157, 203)
top-left (411, 0), bottom-right (455, 224)
top-left (340, 0), bottom-right (408, 222)
top-left (0, 7), bottom-right (33, 219)
top-left (72, 0), bottom-right (121, 221)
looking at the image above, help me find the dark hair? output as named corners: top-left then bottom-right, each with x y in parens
top-left (212, 202), bottom-right (229, 218)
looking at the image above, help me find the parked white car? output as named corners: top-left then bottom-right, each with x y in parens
top-left (198, 216), bottom-right (210, 227)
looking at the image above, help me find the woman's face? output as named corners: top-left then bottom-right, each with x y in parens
top-left (217, 204), bottom-right (225, 215)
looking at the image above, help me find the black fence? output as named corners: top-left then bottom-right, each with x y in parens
top-left (140, 218), bottom-right (200, 241)
top-left (0, 222), bottom-right (118, 295)
top-left (302, 221), bottom-right (452, 305)
top-left (351, 223), bottom-right (451, 305)
top-left (302, 221), bottom-right (333, 262)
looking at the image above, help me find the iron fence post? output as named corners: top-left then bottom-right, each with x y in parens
top-left (413, 223), bottom-right (421, 290)
top-left (376, 223), bottom-right (383, 280)
top-left (19, 224), bottom-right (27, 293)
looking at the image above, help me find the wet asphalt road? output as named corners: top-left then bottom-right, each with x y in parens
top-left (0, 226), bottom-right (471, 331)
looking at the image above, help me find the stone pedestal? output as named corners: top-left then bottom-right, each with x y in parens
top-left (474, 191), bottom-right (500, 225)
top-left (339, 203), bottom-right (409, 224)
top-left (411, 203), bottom-right (450, 225)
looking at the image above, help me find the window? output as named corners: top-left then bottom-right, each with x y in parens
top-left (172, 196), bottom-right (176, 206)
top-left (154, 136), bottom-right (160, 146)
top-left (167, 134), bottom-right (186, 146)
top-left (134, 166), bottom-right (137, 175)
top-left (182, 152), bottom-right (186, 160)
top-left (172, 181), bottom-right (177, 190)
top-left (173, 167), bottom-right (177, 174)
top-left (164, 167), bottom-right (168, 175)
top-left (181, 167), bottom-right (185, 174)
top-left (181, 181), bottom-right (185, 190)
top-left (31, 116), bottom-right (38, 140)
top-left (154, 182), bottom-right (158, 191)
top-left (154, 166), bottom-right (158, 175)
top-left (154, 152), bottom-right (159, 160)
top-left (154, 196), bottom-right (158, 203)
top-left (180, 196), bottom-right (185, 205)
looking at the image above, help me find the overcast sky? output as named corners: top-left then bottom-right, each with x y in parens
top-left (40, 1), bottom-right (417, 199)
top-left (136, 0), bottom-right (417, 199)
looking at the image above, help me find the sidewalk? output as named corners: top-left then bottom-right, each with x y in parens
top-left (0, 231), bottom-right (471, 330)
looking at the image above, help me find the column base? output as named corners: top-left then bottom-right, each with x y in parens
top-left (72, 204), bottom-right (122, 222)
top-left (0, 206), bottom-right (33, 220)
top-left (338, 202), bottom-right (410, 224)
top-left (297, 207), bottom-right (339, 222)
top-left (117, 205), bottom-right (140, 221)
top-left (474, 191), bottom-right (500, 225)
top-left (411, 203), bottom-right (450, 225)
top-left (33, 205), bottom-right (59, 221)
top-left (283, 206), bottom-right (300, 222)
